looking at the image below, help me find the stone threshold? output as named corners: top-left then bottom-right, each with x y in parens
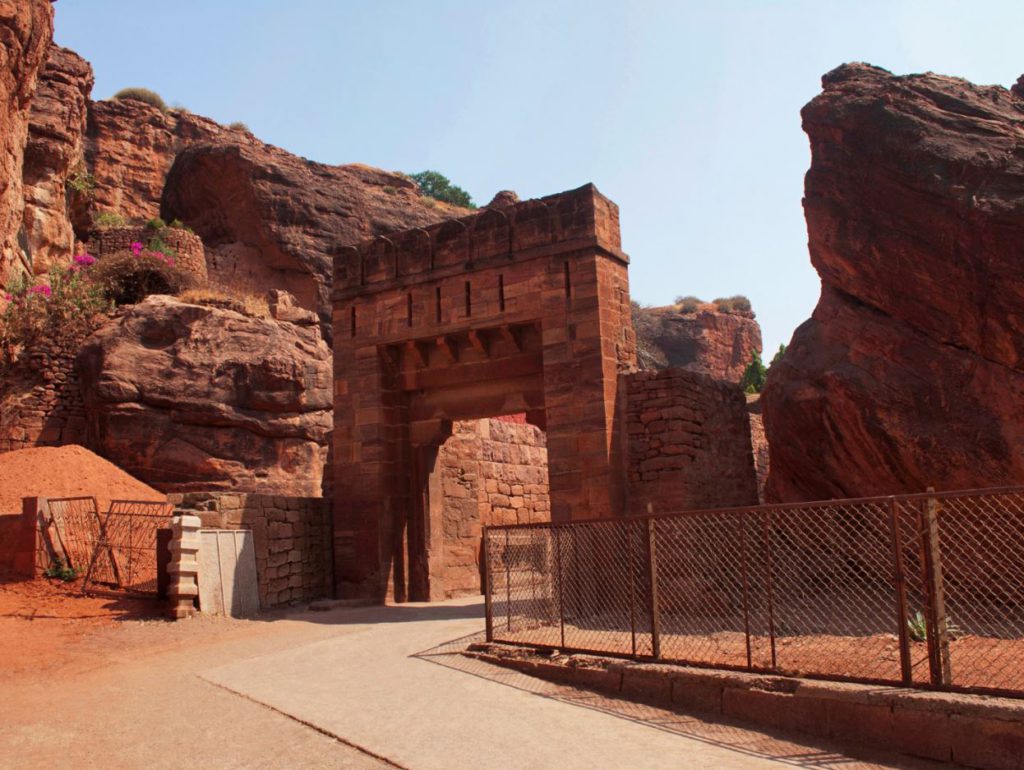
top-left (465, 642), bottom-right (1024, 770)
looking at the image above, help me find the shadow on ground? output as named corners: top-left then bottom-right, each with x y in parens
top-left (412, 632), bottom-right (954, 770)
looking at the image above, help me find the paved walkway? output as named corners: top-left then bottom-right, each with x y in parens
top-left (201, 597), bottom-right (941, 770)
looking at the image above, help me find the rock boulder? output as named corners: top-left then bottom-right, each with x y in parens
top-left (763, 63), bottom-right (1024, 501)
top-left (76, 295), bottom-right (332, 496)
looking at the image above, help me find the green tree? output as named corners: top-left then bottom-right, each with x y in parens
top-left (769, 343), bottom-right (787, 368)
top-left (740, 350), bottom-right (767, 394)
top-left (408, 171), bottom-right (475, 208)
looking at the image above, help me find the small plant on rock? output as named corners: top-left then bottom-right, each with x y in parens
top-left (66, 165), bottom-right (96, 196)
top-left (228, 121), bottom-right (250, 133)
top-left (740, 350), bottom-right (767, 394)
top-left (112, 87), bottom-right (167, 111)
top-left (674, 295), bottom-right (702, 314)
top-left (92, 211), bottom-right (126, 231)
top-left (713, 295), bottom-right (753, 314)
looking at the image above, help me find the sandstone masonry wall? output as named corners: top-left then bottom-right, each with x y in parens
top-left (0, 340), bottom-right (86, 452)
top-left (625, 368), bottom-right (758, 514)
top-left (168, 491), bottom-right (332, 609)
top-left (436, 417), bottom-right (550, 597)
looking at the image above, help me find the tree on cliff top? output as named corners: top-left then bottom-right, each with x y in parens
top-left (408, 171), bottom-right (476, 208)
top-left (740, 350), bottom-right (767, 394)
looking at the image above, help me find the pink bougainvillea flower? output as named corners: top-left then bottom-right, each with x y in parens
top-left (3, 293), bottom-right (11, 301)
top-left (130, 241), bottom-right (144, 256)
top-left (29, 285), bottom-right (52, 297)
top-left (73, 253), bottom-right (97, 266)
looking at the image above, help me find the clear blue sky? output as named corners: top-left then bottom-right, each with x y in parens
top-left (54, 0), bottom-right (1024, 355)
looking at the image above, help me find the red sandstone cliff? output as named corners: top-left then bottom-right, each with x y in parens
top-left (74, 98), bottom-right (254, 234)
top-left (161, 142), bottom-right (468, 325)
top-left (633, 302), bottom-right (762, 384)
top-left (762, 63), bottom-right (1024, 501)
top-left (23, 44), bottom-right (93, 275)
top-left (0, 0), bottom-right (53, 286)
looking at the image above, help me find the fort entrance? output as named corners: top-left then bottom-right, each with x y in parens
top-left (331, 185), bottom-right (636, 601)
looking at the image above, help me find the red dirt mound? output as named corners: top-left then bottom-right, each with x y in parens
top-left (0, 445), bottom-right (165, 515)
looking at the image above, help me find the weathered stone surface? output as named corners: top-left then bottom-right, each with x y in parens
top-left (634, 302), bottom-right (762, 384)
top-left (763, 63), bottom-right (1024, 501)
top-left (0, 0), bottom-right (53, 286)
top-left (23, 44), bottom-right (93, 275)
top-left (75, 98), bottom-right (254, 233)
top-left (76, 295), bottom-right (332, 496)
top-left (161, 142), bottom-right (468, 325)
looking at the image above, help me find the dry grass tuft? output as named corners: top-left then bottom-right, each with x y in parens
top-left (177, 284), bottom-right (271, 319)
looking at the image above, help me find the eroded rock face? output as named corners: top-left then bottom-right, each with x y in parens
top-left (161, 142), bottom-right (468, 324)
top-left (762, 63), bottom-right (1024, 501)
top-left (76, 98), bottom-right (254, 233)
top-left (634, 303), bottom-right (762, 384)
top-left (0, 0), bottom-right (53, 286)
top-left (76, 296), bottom-right (332, 496)
top-left (23, 44), bottom-right (93, 274)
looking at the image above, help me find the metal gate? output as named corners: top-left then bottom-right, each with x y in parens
top-left (46, 497), bottom-right (174, 593)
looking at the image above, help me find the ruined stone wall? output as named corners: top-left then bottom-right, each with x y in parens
top-left (89, 225), bottom-right (207, 282)
top-left (435, 416), bottom-right (549, 597)
top-left (0, 340), bottom-right (86, 452)
top-left (168, 492), bottom-right (332, 609)
top-left (624, 368), bottom-right (758, 514)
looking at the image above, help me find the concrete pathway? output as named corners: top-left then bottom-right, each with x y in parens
top-left (201, 597), bottom-right (938, 770)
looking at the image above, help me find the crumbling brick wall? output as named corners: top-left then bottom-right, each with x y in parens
top-left (624, 368), bottom-right (758, 514)
top-left (0, 339), bottom-right (86, 452)
top-left (435, 416), bottom-right (550, 597)
top-left (168, 491), bottom-right (332, 608)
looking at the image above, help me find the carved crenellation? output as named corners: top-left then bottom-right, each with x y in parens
top-left (332, 183), bottom-right (625, 300)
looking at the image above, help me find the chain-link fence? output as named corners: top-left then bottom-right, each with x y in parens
top-left (45, 498), bottom-right (174, 593)
top-left (483, 487), bottom-right (1024, 699)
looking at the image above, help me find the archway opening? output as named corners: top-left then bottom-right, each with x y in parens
top-left (422, 414), bottom-right (550, 600)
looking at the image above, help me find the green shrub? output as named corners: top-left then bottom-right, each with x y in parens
top-left (0, 261), bottom-right (111, 355)
top-left (714, 295), bottom-right (753, 314)
top-left (112, 87), bottom-right (167, 111)
top-left (228, 121), bottom-right (250, 132)
top-left (740, 350), bottom-right (767, 394)
top-left (168, 218), bottom-right (193, 233)
top-left (89, 250), bottom-right (195, 306)
top-left (769, 343), bottom-right (787, 368)
top-left (408, 170), bottom-right (476, 208)
top-left (66, 166), bottom-right (96, 196)
top-left (674, 295), bottom-right (702, 314)
top-left (145, 217), bottom-right (166, 231)
top-left (43, 558), bottom-right (78, 582)
top-left (92, 211), bottom-right (126, 231)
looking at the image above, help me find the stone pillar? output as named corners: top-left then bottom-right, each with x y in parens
top-left (167, 513), bottom-right (201, 619)
top-left (13, 496), bottom-right (46, 577)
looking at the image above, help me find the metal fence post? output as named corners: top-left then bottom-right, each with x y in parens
top-left (554, 527), bottom-right (566, 649)
top-left (627, 520), bottom-right (638, 658)
top-left (482, 527), bottom-right (493, 642)
top-left (762, 511), bottom-right (778, 670)
top-left (739, 513), bottom-right (753, 670)
top-left (645, 517), bottom-right (661, 659)
top-left (505, 528), bottom-right (512, 632)
top-left (887, 498), bottom-right (913, 684)
top-left (920, 489), bottom-right (952, 686)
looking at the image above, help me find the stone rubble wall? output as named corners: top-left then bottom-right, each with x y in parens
top-left (89, 225), bottom-right (207, 283)
top-left (624, 368), bottom-right (759, 514)
top-left (0, 340), bottom-right (86, 452)
top-left (436, 416), bottom-right (550, 597)
top-left (168, 491), bottom-right (332, 609)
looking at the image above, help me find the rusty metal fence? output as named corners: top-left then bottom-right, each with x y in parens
top-left (483, 486), bottom-right (1024, 699)
top-left (46, 497), bottom-right (174, 593)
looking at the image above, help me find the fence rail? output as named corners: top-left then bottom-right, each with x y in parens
top-left (483, 486), bottom-right (1024, 699)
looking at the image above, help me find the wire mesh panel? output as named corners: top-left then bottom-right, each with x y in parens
top-left (85, 501), bottom-right (174, 593)
top-left (483, 486), bottom-right (1024, 700)
top-left (925, 490), bottom-right (1024, 693)
top-left (46, 497), bottom-right (100, 573)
